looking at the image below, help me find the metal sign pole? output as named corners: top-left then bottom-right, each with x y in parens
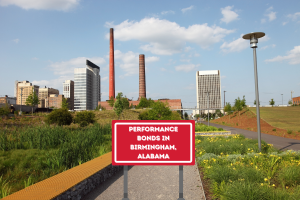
top-left (122, 165), bottom-right (129, 200)
top-left (177, 165), bottom-right (185, 200)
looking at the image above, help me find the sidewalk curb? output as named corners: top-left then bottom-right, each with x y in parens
top-left (195, 163), bottom-right (206, 200)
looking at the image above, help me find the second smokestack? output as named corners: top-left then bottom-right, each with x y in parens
top-left (139, 54), bottom-right (146, 99)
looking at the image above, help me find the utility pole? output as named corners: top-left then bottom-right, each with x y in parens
top-left (224, 91), bottom-right (226, 113)
top-left (20, 88), bottom-right (23, 115)
top-left (281, 94), bottom-right (283, 106)
top-left (291, 91), bottom-right (294, 103)
top-left (204, 91), bottom-right (210, 126)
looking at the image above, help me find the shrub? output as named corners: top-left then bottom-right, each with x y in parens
top-left (272, 128), bottom-right (276, 132)
top-left (287, 130), bottom-right (292, 134)
top-left (298, 130), bottom-right (300, 133)
top-left (45, 108), bottom-right (73, 126)
top-left (74, 111), bottom-right (95, 125)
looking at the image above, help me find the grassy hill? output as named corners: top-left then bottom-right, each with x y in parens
top-left (249, 107), bottom-right (300, 132)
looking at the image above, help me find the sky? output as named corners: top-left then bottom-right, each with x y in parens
top-left (1, 0), bottom-right (300, 112)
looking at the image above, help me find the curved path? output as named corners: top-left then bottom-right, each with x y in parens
top-left (84, 164), bottom-right (206, 200)
top-left (202, 122), bottom-right (300, 151)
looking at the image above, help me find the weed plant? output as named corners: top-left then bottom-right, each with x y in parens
top-left (195, 135), bottom-right (300, 199)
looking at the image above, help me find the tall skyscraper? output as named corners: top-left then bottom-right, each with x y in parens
top-left (63, 80), bottom-right (74, 110)
top-left (196, 70), bottom-right (222, 114)
top-left (74, 60), bottom-right (100, 111)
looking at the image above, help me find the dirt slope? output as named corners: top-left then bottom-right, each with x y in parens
top-left (211, 109), bottom-right (300, 141)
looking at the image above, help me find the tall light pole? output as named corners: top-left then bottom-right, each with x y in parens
top-left (281, 94), bottom-right (283, 106)
top-left (204, 91), bottom-right (210, 126)
top-left (243, 32), bottom-right (265, 152)
top-left (20, 87), bottom-right (23, 115)
top-left (291, 91), bottom-right (294, 104)
top-left (224, 91), bottom-right (226, 114)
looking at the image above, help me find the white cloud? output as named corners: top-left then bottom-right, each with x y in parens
top-left (49, 56), bottom-right (106, 76)
top-left (184, 46), bottom-right (192, 52)
top-left (161, 10), bottom-right (175, 15)
top-left (102, 76), bottom-right (108, 81)
top-left (261, 6), bottom-right (276, 23)
top-left (221, 34), bottom-right (270, 53)
top-left (260, 44), bottom-right (276, 50)
top-left (287, 12), bottom-right (300, 21)
top-left (114, 50), bottom-right (159, 77)
top-left (220, 6), bottom-right (239, 24)
top-left (106, 18), bottom-right (235, 55)
top-left (32, 57), bottom-right (38, 60)
top-left (180, 59), bottom-right (191, 62)
top-left (160, 68), bottom-right (167, 71)
top-left (32, 76), bottom-right (70, 93)
top-left (265, 45), bottom-right (300, 65)
top-left (181, 5), bottom-right (194, 13)
top-left (13, 39), bottom-right (19, 43)
top-left (175, 64), bottom-right (200, 72)
top-left (194, 53), bottom-right (200, 57)
top-left (0, 0), bottom-right (80, 11)
top-left (282, 22), bottom-right (288, 26)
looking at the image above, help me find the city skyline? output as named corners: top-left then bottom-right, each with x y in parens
top-left (1, 1), bottom-right (300, 112)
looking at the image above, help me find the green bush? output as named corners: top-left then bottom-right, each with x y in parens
top-left (287, 130), bottom-right (292, 134)
top-left (45, 108), bottom-right (73, 126)
top-left (138, 101), bottom-right (181, 120)
top-left (272, 128), bottom-right (276, 132)
top-left (74, 111), bottom-right (95, 125)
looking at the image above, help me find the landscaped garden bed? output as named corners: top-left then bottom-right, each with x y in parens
top-left (195, 134), bottom-right (300, 199)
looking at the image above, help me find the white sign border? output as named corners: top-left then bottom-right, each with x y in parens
top-left (114, 122), bottom-right (193, 164)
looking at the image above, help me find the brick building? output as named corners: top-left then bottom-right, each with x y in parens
top-left (0, 95), bottom-right (16, 104)
top-left (46, 94), bottom-right (64, 109)
top-left (292, 96), bottom-right (300, 105)
top-left (38, 87), bottom-right (59, 108)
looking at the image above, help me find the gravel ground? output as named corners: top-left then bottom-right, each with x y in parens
top-left (83, 163), bottom-right (206, 200)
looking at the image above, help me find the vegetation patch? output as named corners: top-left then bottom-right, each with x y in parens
top-left (195, 135), bottom-right (300, 199)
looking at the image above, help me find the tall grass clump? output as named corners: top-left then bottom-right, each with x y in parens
top-left (73, 110), bottom-right (96, 127)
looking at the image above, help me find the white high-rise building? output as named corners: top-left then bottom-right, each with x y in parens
top-left (63, 80), bottom-right (74, 110)
top-left (195, 70), bottom-right (222, 115)
top-left (74, 60), bottom-right (101, 111)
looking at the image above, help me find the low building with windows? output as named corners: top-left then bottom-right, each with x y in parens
top-left (46, 94), bottom-right (64, 109)
top-left (0, 95), bottom-right (16, 104)
top-left (292, 96), bottom-right (300, 105)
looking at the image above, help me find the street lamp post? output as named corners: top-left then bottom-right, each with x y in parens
top-left (204, 91), bottom-right (210, 126)
top-left (242, 32), bottom-right (265, 152)
top-left (20, 88), bottom-right (23, 115)
top-left (224, 91), bottom-right (226, 114)
top-left (281, 94), bottom-right (283, 106)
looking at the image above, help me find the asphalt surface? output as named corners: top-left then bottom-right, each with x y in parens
top-left (202, 121), bottom-right (300, 151)
top-left (84, 164), bottom-right (206, 200)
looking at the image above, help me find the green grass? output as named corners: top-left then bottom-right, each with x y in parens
top-left (249, 107), bottom-right (300, 132)
top-left (0, 123), bottom-right (112, 197)
top-left (195, 135), bottom-right (300, 199)
top-left (195, 123), bottom-right (224, 132)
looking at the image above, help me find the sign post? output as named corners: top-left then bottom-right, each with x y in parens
top-left (112, 120), bottom-right (195, 200)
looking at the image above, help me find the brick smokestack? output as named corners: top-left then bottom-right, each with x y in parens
top-left (139, 54), bottom-right (146, 99)
top-left (109, 28), bottom-right (115, 99)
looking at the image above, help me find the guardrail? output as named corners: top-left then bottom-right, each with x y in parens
top-left (3, 152), bottom-right (122, 200)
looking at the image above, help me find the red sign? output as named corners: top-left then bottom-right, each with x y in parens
top-left (112, 120), bottom-right (195, 165)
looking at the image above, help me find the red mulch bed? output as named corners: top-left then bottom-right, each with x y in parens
top-left (211, 109), bottom-right (300, 141)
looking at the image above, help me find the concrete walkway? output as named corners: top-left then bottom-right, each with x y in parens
top-left (84, 164), bottom-right (206, 200)
top-left (202, 122), bottom-right (300, 151)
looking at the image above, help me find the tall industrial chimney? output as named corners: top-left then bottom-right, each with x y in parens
top-left (139, 54), bottom-right (146, 99)
top-left (109, 28), bottom-right (115, 99)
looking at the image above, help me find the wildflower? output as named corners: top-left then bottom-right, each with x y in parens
top-left (264, 178), bottom-right (268, 182)
top-left (261, 183), bottom-right (264, 186)
top-left (286, 186), bottom-right (289, 189)
top-left (241, 144), bottom-right (243, 145)
top-left (272, 184), bottom-right (275, 187)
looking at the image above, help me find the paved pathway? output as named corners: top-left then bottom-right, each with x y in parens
top-left (84, 164), bottom-right (206, 200)
top-left (202, 122), bottom-right (300, 151)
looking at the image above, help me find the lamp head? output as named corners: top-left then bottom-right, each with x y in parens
top-left (242, 32), bottom-right (265, 48)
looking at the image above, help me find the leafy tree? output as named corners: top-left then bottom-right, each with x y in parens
top-left (25, 89), bottom-right (40, 115)
top-left (224, 102), bottom-right (232, 114)
top-left (194, 114), bottom-right (200, 120)
top-left (138, 101), bottom-right (181, 120)
top-left (269, 99), bottom-right (275, 107)
top-left (121, 96), bottom-right (130, 109)
top-left (46, 108), bottom-right (73, 126)
top-left (234, 96), bottom-right (247, 123)
top-left (184, 112), bottom-right (189, 120)
top-left (288, 100), bottom-right (292, 105)
top-left (114, 92), bottom-right (124, 118)
top-left (95, 104), bottom-right (106, 111)
top-left (215, 109), bottom-right (223, 117)
top-left (0, 103), bottom-right (10, 117)
top-left (62, 97), bottom-right (69, 110)
top-left (136, 97), bottom-right (155, 109)
top-left (108, 96), bottom-right (115, 107)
